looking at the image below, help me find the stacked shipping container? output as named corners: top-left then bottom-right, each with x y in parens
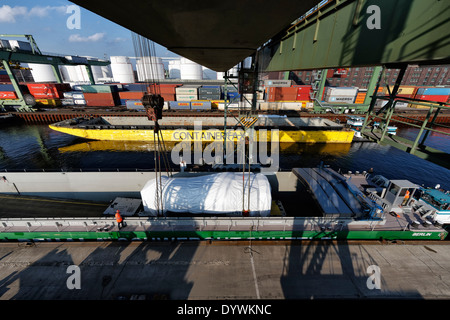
top-left (267, 87), bottom-right (297, 101)
top-left (295, 85), bottom-right (313, 101)
top-left (26, 83), bottom-right (71, 99)
top-left (61, 91), bottom-right (86, 106)
top-left (190, 100), bottom-right (212, 110)
top-left (118, 83), bottom-right (148, 106)
top-left (175, 85), bottom-right (200, 101)
top-left (125, 100), bottom-right (145, 111)
top-left (148, 83), bottom-right (179, 102)
top-left (415, 87), bottom-right (450, 103)
top-left (225, 86), bottom-right (239, 100)
top-left (73, 85), bottom-right (120, 107)
top-left (1, 76), bottom-right (449, 112)
top-left (198, 86), bottom-right (221, 100)
top-left (0, 84), bottom-right (17, 99)
top-left (354, 90), bottom-right (367, 104)
top-left (169, 101), bottom-right (191, 110)
top-left (83, 92), bottom-right (118, 107)
top-left (266, 85), bottom-right (312, 102)
top-left (0, 70), bottom-right (10, 83)
top-left (26, 83), bottom-right (71, 107)
top-left (0, 91), bottom-right (17, 99)
top-left (378, 86), bottom-right (417, 108)
top-left (324, 87), bottom-right (358, 103)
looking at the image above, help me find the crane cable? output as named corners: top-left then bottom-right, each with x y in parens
top-left (132, 32), bottom-right (172, 216)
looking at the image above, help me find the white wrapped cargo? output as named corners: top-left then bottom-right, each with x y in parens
top-left (140, 172), bottom-right (272, 216)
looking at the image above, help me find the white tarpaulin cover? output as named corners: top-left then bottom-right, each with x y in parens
top-left (140, 172), bottom-right (272, 216)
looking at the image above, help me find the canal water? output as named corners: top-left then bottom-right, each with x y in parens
top-left (0, 122), bottom-right (449, 190)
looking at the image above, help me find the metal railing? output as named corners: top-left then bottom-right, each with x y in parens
top-left (361, 94), bottom-right (450, 168)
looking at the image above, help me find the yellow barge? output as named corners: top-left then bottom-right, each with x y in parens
top-left (49, 116), bottom-right (354, 143)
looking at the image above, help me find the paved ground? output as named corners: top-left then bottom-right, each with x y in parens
top-left (0, 241), bottom-right (449, 301)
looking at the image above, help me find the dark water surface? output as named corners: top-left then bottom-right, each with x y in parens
top-left (0, 123), bottom-right (448, 190)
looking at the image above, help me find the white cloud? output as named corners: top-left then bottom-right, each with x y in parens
top-left (113, 37), bottom-right (127, 43)
top-left (29, 6), bottom-right (67, 17)
top-left (0, 5), bottom-right (67, 23)
top-left (0, 5), bottom-right (27, 23)
top-left (69, 33), bottom-right (106, 43)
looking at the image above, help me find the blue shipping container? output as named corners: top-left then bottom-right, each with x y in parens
top-left (169, 101), bottom-right (191, 110)
top-left (190, 101), bottom-right (212, 110)
top-left (126, 100), bottom-right (145, 110)
top-left (416, 87), bottom-right (450, 95)
top-left (122, 83), bottom-right (148, 92)
top-left (0, 84), bottom-right (14, 91)
top-left (227, 92), bottom-right (240, 99)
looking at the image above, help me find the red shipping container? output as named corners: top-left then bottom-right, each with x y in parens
top-left (418, 95), bottom-right (449, 103)
top-left (83, 92), bottom-right (116, 107)
top-left (31, 92), bottom-right (59, 98)
top-left (26, 83), bottom-right (70, 99)
top-left (119, 91), bottom-right (145, 100)
top-left (268, 94), bottom-right (297, 101)
top-left (295, 85), bottom-right (312, 93)
top-left (268, 87), bottom-right (298, 101)
top-left (148, 87), bottom-right (176, 95)
top-left (269, 95), bottom-right (297, 101)
top-left (295, 86), bottom-right (312, 100)
top-left (27, 83), bottom-right (54, 91)
top-left (160, 87), bottom-right (178, 94)
top-left (148, 84), bottom-right (180, 94)
top-left (296, 94), bottom-right (311, 101)
top-left (0, 91), bottom-right (17, 99)
top-left (159, 84), bottom-right (180, 88)
top-left (272, 87), bottom-right (297, 94)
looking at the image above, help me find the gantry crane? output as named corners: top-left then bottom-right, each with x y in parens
top-left (0, 34), bottom-right (110, 112)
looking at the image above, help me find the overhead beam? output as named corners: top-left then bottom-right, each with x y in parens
top-left (70, 0), bottom-right (319, 71)
top-left (263, 0), bottom-right (450, 71)
top-left (0, 51), bottom-right (109, 67)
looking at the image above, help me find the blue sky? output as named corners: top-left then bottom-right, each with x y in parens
top-left (0, 0), bottom-right (179, 60)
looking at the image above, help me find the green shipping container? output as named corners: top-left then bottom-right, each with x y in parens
top-left (79, 85), bottom-right (119, 93)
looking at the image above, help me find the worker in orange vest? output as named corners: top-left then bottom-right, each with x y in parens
top-left (115, 210), bottom-right (124, 230)
top-left (402, 189), bottom-right (410, 206)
